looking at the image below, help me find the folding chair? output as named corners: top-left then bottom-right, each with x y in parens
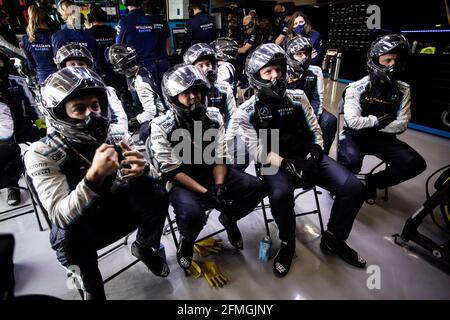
top-left (254, 164), bottom-right (325, 241)
top-left (0, 154), bottom-right (51, 231)
top-left (23, 153), bottom-right (139, 300)
top-left (336, 99), bottom-right (389, 202)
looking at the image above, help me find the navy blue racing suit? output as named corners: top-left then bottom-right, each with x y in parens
top-left (24, 132), bottom-right (168, 299)
top-left (150, 109), bottom-right (266, 243)
top-left (337, 75), bottom-right (426, 189)
top-left (237, 90), bottom-right (364, 243)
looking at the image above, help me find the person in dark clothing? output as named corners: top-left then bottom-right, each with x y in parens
top-left (284, 11), bottom-right (322, 65)
top-left (24, 66), bottom-right (170, 300)
top-left (51, 0), bottom-right (97, 58)
top-left (116, 0), bottom-right (171, 87)
top-left (181, 0), bottom-right (217, 54)
top-left (0, 9), bottom-right (24, 59)
top-left (237, 43), bottom-right (367, 278)
top-left (20, 5), bottom-right (57, 84)
top-left (0, 50), bottom-right (42, 206)
top-left (337, 34), bottom-right (426, 204)
top-left (0, 9), bottom-right (19, 48)
top-left (219, 15), bottom-right (241, 45)
top-left (236, 15), bottom-right (263, 87)
top-left (286, 36), bottom-right (337, 155)
top-left (149, 63), bottom-right (267, 272)
top-left (85, 5), bottom-right (127, 92)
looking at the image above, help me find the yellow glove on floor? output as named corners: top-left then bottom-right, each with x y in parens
top-left (188, 260), bottom-right (203, 278)
top-left (200, 260), bottom-right (228, 288)
top-left (194, 237), bottom-right (222, 257)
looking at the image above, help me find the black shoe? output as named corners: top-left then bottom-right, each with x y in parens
top-left (7, 188), bottom-right (21, 206)
top-left (272, 241), bottom-right (295, 278)
top-left (364, 174), bottom-right (377, 205)
top-left (176, 235), bottom-right (194, 270)
top-left (320, 231), bottom-right (366, 268)
top-left (131, 241), bottom-right (170, 277)
top-left (218, 213), bottom-right (243, 249)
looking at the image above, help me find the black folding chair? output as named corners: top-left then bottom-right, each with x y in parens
top-left (0, 153), bottom-right (50, 231)
top-left (254, 164), bottom-right (325, 241)
top-left (23, 151), bottom-right (139, 300)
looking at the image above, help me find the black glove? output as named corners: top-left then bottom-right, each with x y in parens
top-left (376, 114), bottom-right (395, 129)
top-left (281, 156), bottom-right (319, 189)
top-left (301, 156), bottom-right (319, 189)
top-left (128, 117), bottom-right (140, 132)
top-left (280, 158), bottom-right (306, 180)
top-left (202, 184), bottom-right (230, 211)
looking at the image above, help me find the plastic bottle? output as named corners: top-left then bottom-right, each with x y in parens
top-left (258, 236), bottom-right (272, 262)
top-left (157, 243), bottom-right (166, 261)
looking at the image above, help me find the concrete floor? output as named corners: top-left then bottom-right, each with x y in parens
top-left (1, 79), bottom-right (449, 300)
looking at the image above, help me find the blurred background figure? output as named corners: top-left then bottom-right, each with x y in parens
top-left (286, 11), bottom-right (322, 65)
top-left (20, 4), bottom-right (57, 85)
top-left (182, 0), bottom-right (217, 54)
top-left (0, 9), bottom-right (24, 59)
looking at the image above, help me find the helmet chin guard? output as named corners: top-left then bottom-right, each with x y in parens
top-left (161, 64), bottom-right (211, 124)
top-left (41, 66), bottom-right (110, 145)
top-left (246, 43), bottom-right (288, 100)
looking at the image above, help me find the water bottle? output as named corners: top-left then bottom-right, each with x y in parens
top-left (258, 236), bottom-right (272, 263)
top-left (157, 243), bottom-right (166, 261)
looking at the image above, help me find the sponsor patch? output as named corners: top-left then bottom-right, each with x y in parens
top-left (31, 168), bottom-right (50, 177)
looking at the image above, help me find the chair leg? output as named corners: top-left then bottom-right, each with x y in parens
top-left (260, 198), bottom-right (272, 240)
top-left (24, 186), bottom-right (44, 232)
top-left (166, 212), bottom-right (179, 249)
top-left (313, 187), bottom-right (325, 235)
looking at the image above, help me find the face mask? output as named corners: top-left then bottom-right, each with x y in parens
top-left (205, 69), bottom-right (217, 84)
top-left (294, 24), bottom-right (305, 35)
top-left (84, 112), bottom-right (110, 145)
top-left (260, 78), bottom-right (287, 100)
top-left (190, 102), bottom-right (205, 121)
top-left (272, 78), bottom-right (287, 98)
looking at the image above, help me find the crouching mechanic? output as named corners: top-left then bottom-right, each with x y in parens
top-left (149, 64), bottom-right (266, 271)
top-left (337, 34), bottom-right (426, 203)
top-left (286, 36), bottom-right (337, 155)
top-left (24, 67), bottom-right (170, 300)
top-left (238, 43), bottom-right (366, 278)
top-left (54, 43), bottom-right (128, 135)
top-left (106, 43), bottom-right (167, 142)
